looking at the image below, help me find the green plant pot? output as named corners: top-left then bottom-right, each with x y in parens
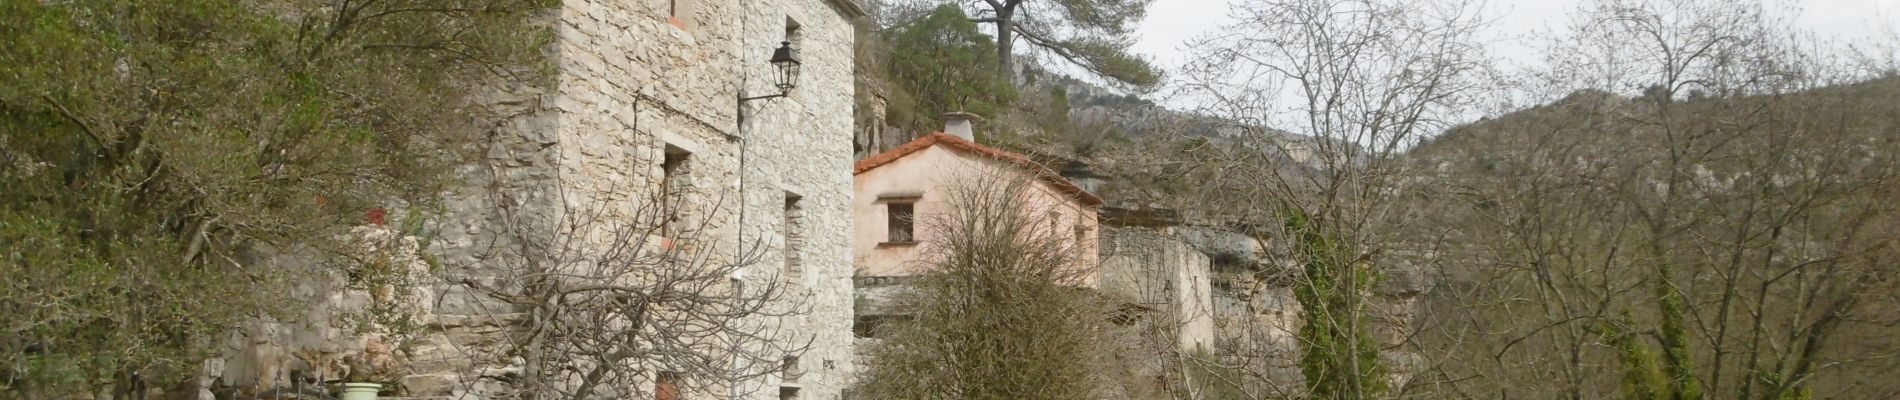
top-left (339, 382), bottom-right (381, 400)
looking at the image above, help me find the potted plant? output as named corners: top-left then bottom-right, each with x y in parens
top-left (338, 382), bottom-right (382, 400)
top-left (338, 355), bottom-right (386, 400)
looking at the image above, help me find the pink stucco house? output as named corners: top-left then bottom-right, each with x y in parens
top-left (851, 114), bottom-right (1103, 281)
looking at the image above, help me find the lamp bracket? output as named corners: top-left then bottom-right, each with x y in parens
top-left (739, 90), bottom-right (790, 103)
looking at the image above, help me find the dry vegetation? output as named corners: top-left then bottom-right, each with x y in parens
top-left (1400, 1), bottom-right (1900, 395)
top-left (854, 178), bottom-right (1155, 399)
top-left (0, 0), bottom-right (552, 396)
top-left (4, 0), bottom-right (1898, 398)
top-left (1073, 0), bottom-right (1900, 398)
top-left (450, 181), bottom-right (808, 399)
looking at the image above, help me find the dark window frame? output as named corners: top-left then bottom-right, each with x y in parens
top-left (659, 146), bottom-right (691, 240)
top-left (884, 202), bottom-right (915, 245)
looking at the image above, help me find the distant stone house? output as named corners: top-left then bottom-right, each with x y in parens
top-left (849, 113), bottom-right (1103, 333)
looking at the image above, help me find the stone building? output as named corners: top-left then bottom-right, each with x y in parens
top-left (850, 115), bottom-right (1102, 278)
top-left (849, 114), bottom-right (1103, 339)
top-left (466, 0), bottom-right (867, 397)
top-left (203, 0), bottom-right (866, 399)
top-left (1099, 228), bottom-right (1217, 354)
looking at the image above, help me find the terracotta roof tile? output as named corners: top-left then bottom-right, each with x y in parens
top-left (855, 133), bottom-right (1104, 206)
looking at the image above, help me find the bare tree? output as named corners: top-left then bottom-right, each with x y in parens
top-left (1167, 0), bottom-right (1491, 397)
top-left (1405, 0), bottom-right (1900, 398)
top-left (444, 173), bottom-right (809, 399)
top-left (854, 176), bottom-right (1146, 399)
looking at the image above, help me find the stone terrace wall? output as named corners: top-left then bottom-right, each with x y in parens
top-left (1099, 227), bottom-right (1216, 352)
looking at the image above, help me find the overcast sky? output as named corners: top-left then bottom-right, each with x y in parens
top-left (1132, 0), bottom-right (1900, 90)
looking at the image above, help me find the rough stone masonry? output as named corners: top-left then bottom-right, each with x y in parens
top-left (203, 0), bottom-right (866, 399)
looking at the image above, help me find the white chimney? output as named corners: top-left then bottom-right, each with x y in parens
top-left (941, 111), bottom-right (982, 141)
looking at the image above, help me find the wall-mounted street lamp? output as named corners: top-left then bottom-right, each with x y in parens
top-left (739, 41), bottom-right (801, 103)
top-left (726, 38), bottom-right (797, 400)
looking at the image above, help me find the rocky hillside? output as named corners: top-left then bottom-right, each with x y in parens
top-left (1395, 75), bottom-right (1900, 398)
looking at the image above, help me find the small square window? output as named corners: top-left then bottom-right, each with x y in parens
top-left (661, 145), bottom-right (691, 195)
top-left (782, 355), bottom-right (803, 382)
top-left (659, 145), bottom-right (692, 237)
top-left (887, 203), bottom-right (914, 243)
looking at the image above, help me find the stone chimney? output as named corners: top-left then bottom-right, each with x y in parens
top-left (940, 111), bottom-right (982, 141)
top-left (1059, 161), bottom-right (1105, 194)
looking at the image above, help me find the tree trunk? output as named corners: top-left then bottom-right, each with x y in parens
top-left (995, 3), bottom-right (1016, 82)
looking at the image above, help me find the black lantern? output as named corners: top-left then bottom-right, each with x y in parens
top-left (740, 41), bottom-right (803, 103)
top-left (768, 41), bottom-right (801, 93)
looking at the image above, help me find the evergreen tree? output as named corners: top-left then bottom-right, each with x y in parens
top-left (0, 0), bottom-right (550, 395)
top-left (884, 5), bottom-right (1018, 134)
top-left (968, 0), bottom-right (1161, 88)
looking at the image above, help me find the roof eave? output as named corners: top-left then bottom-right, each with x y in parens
top-left (855, 133), bottom-right (1104, 207)
top-left (824, 0), bottom-right (867, 18)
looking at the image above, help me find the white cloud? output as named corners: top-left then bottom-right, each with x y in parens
top-left (1135, 0), bottom-right (1900, 96)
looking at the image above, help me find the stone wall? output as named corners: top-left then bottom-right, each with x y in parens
top-left (210, 0), bottom-right (865, 398)
top-left (504, 0), bottom-right (864, 396)
top-left (1099, 227), bottom-right (1216, 352)
top-left (202, 226), bottom-right (499, 399)
top-left (1097, 222), bottom-right (1429, 395)
top-left (500, 0), bottom-right (862, 396)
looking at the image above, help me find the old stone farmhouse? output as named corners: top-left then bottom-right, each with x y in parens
top-left (547, 0), bottom-right (869, 398)
top-left (205, 0), bottom-right (867, 399)
top-left (848, 113), bottom-right (1105, 339)
top-left (457, 0), bottom-right (869, 397)
top-left (847, 114), bottom-right (1222, 393)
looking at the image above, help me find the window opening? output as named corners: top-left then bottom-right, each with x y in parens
top-left (1046, 210), bottom-right (1064, 238)
top-left (887, 202), bottom-right (914, 243)
top-left (783, 193), bottom-right (804, 282)
top-left (782, 355), bottom-right (803, 382)
top-left (854, 315), bottom-right (896, 338)
top-left (660, 145), bottom-right (691, 238)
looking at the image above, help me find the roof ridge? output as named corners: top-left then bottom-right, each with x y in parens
top-left (854, 133), bottom-right (1102, 206)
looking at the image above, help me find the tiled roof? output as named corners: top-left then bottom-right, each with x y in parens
top-left (854, 133), bottom-right (1104, 206)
